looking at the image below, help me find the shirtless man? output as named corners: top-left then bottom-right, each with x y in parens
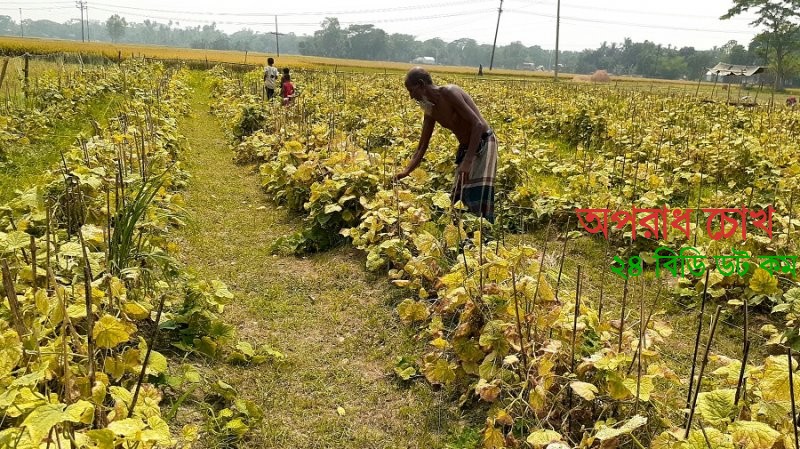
top-left (393, 67), bottom-right (498, 223)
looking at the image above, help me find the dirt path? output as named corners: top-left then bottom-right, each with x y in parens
top-left (175, 72), bottom-right (461, 449)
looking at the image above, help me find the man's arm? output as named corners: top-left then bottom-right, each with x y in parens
top-left (394, 115), bottom-right (435, 181)
top-left (442, 87), bottom-right (486, 175)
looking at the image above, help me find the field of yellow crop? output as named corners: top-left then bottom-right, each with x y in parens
top-left (0, 36), bottom-right (563, 78)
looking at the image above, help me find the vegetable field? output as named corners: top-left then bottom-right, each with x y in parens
top-left (2, 49), bottom-right (800, 449)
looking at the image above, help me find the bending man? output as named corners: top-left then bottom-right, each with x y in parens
top-left (393, 67), bottom-right (497, 223)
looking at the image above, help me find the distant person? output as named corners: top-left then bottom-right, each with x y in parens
top-left (279, 67), bottom-right (290, 97)
top-left (263, 57), bottom-right (279, 100)
top-left (281, 73), bottom-right (295, 106)
top-left (788, 96), bottom-right (797, 108)
top-left (478, 64), bottom-right (483, 76)
top-left (393, 67), bottom-right (497, 223)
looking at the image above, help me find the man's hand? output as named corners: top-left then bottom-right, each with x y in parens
top-left (457, 160), bottom-right (473, 180)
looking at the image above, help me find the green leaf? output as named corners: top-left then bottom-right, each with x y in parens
top-left (749, 268), bottom-right (778, 295)
top-left (93, 315), bottom-right (134, 349)
top-left (729, 421), bottom-right (780, 449)
top-left (595, 415), bottom-right (647, 440)
top-left (22, 403), bottom-right (66, 444)
top-left (570, 381), bottom-right (599, 401)
top-left (526, 429), bottom-right (562, 447)
top-left (696, 389), bottom-right (736, 425)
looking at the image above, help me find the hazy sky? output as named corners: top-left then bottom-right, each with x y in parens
top-left (2, 0), bottom-right (764, 51)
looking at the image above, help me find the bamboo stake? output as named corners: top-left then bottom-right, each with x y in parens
top-left (790, 347), bottom-right (799, 449)
top-left (687, 269), bottom-right (711, 408)
top-left (685, 305), bottom-right (722, 438)
top-left (2, 259), bottom-right (26, 338)
top-left (734, 339), bottom-right (751, 409)
top-left (130, 293), bottom-right (166, 416)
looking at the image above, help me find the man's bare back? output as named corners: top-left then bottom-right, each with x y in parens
top-left (425, 85), bottom-right (488, 145)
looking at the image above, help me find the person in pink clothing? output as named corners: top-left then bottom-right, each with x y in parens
top-left (280, 73), bottom-right (295, 106)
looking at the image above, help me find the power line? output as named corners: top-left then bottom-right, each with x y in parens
top-left (509, 0), bottom-right (755, 22)
top-left (89, 5), bottom-right (492, 28)
top-left (89, 0), bottom-right (493, 18)
top-left (505, 8), bottom-right (757, 35)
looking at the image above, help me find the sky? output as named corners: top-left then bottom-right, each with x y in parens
top-left (1, 0), bottom-right (765, 52)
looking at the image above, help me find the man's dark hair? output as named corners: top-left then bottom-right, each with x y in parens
top-left (268, 57), bottom-right (274, 65)
top-left (405, 67), bottom-right (433, 86)
top-left (283, 67), bottom-right (290, 75)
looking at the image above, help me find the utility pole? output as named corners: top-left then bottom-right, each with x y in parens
top-left (275, 15), bottom-right (279, 56)
top-left (19, 8), bottom-right (23, 37)
top-left (268, 15), bottom-right (284, 57)
top-left (489, 0), bottom-right (503, 71)
top-left (85, 3), bottom-right (90, 41)
top-left (76, 1), bottom-right (86, 42)
top-left (554, 0), bottom-right (561, 81)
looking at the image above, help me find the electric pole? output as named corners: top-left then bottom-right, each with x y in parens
top-left (489, 0), bottom-right (503, 71)
top-left (19, 8), bottom-right (23, 37)
top-left (268, 15), bottom-right (284, 57)
top-left (86, 3), bottom-right (90, 41)
top-left (76, 1), bottom-right (86, 42)
top-left (554, 0), bottom-right (561, 81)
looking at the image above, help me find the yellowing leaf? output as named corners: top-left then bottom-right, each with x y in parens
top-left (431, 192), bottom-right (451, 209)
top-left (729, 421), bottom-right (780, 449)
top-left (107, 417), bottom-right (145, 437)
top-left (123, 301), bottom-right (151, 320)
top-left (483, 425), bottom-right (505, 449)
top-left (145, 350), bottom-right (168, 375)
top-left (696, 389), bottom-right (736, 425)
top-left (396, 299), bottom-right (429, 324)
top-left (570, 381), bottom-right (599, 401)
top-left (93, 315), bottom-right (135, 349)
top-left (336, 406), bottom-right (346, 416)
top-left (64, 400), bottom-right (95, 425)
top-left (424, 358), bottom-right (456, 385)
top-left (749, 268), bottom-right (778, 295)
top-left (595, 415), bottom-right (647, 440)
top-left (527, 429), bottom-right (562, 447)
top-left (22, 403), bottom-right (66, 444)
top-left (760, 355), bottom-right (800, 402)
top-left (622, 376), bottom-right (654, 401)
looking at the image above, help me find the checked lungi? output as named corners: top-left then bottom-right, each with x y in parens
top-left (452, 129), bottom-right (498, 223)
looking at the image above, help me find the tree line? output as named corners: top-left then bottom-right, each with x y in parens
top-left (1, 2), bottom-right (797, 86)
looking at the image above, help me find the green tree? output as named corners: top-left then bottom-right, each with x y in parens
top-left (105, 14), bottom-right (127, 43)
top-left (721, 0), bottom-right (800, 89)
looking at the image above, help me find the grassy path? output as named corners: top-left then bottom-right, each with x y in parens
top-left (175, 72), bottom-right (464, 449)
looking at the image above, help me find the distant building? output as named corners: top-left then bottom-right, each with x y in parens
top-left (411, 56), bottom-right (436, 65)
top-left (705, 62), bottom-right (766, 84)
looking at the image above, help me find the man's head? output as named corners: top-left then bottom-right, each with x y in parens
top-left (268, 57), bottom-right (274, 65)
top-left (405, 67), bottom-right (433, 100)
top-left (405, 67), bottom-right (436, 114)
